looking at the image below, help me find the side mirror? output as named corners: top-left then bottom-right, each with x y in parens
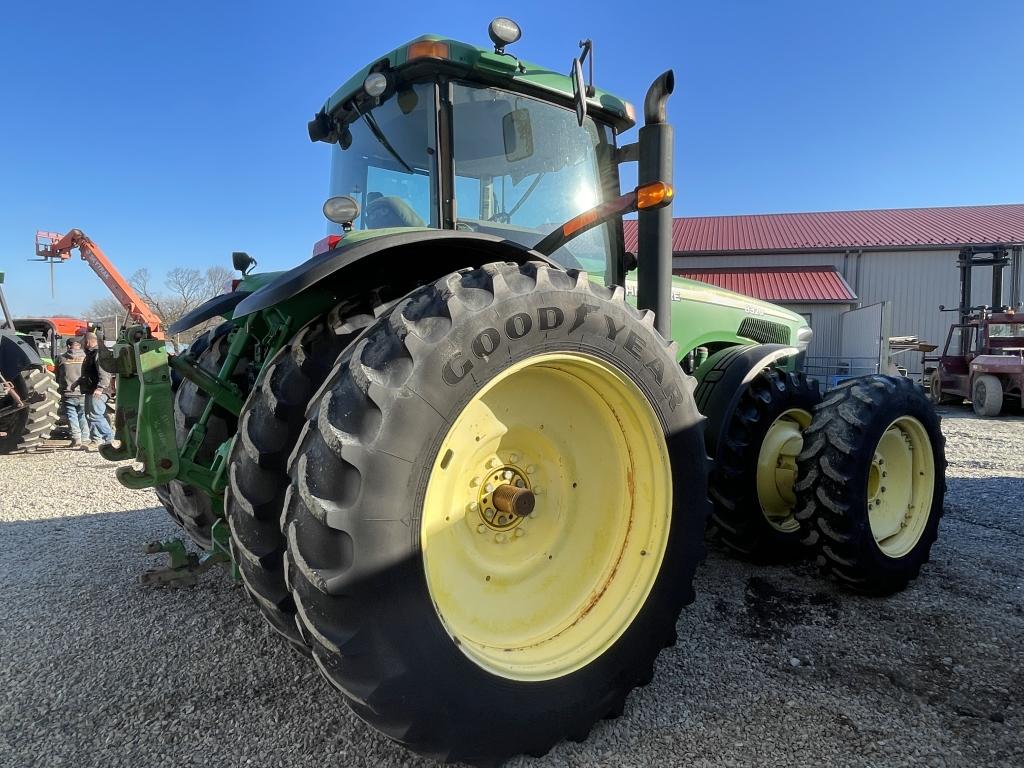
top-left (570, 57), bottom-right (587, 127)
top-left (622, 250), bottom-right (638, 273)
top-left (232, 251), bottom-right (256, 274)
top-left (502, 108), bottom-right (534, 162)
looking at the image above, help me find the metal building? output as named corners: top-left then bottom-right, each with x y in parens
top-left (625, 203), bottom-right (1024, 380)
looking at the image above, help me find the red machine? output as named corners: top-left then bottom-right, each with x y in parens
top-left (34, 230), bottom-right (165, 339)
top-left (928, 245), bottom-right (1024, 416)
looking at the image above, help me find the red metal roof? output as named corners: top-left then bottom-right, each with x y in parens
top-left (622, 203), bottom-right (1024, 254)
top-left (675, 266), bottom-right (856, 303)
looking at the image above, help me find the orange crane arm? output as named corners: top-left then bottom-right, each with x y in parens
top-left (37, 229), bottom-right (165, 340)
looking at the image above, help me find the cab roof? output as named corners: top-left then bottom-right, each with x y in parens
top-left (319, 34), bottom-right (635, 132)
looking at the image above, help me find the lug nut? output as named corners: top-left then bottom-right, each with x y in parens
top-left (495, 533), bottom-right (506, 543)
top-left (487, 457), bottom-right (500, 469)
top-left (526, 465), bottom-right (536, 474)
top-left (471, 476), bottom-right (481, 487)
top-left (477, 524), bottom-right (486, 534)
top-left (515, 478), bottom-right (525, 488)
top-left (468, 501), bottom-right (480, 513)
top-left (514, 528), bottom-right (525, 538)
top-left (485, 482), bottom-right (494, 493)
top-left (509, 453), bottom-right (519, 463)
top-left (502, 470), bottom-right (513, 480)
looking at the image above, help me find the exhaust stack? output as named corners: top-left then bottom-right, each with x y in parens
top-left (636, 71), bottom-right (675, 339)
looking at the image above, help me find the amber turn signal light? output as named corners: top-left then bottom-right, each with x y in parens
top-left (407, 41), bottom-right (449, 61)
top-left (636, 181), bottom-right (673, 210)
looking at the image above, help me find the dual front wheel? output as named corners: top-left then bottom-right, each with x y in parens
top-left (707, 368), bottom-right (946, 595)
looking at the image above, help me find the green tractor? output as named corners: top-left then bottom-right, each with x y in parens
top-left (103, 20), bottom-right (946, 764)
top-left (0, 273), bottom-right (60, 453)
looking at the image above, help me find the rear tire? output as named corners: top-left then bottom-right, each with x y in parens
top-left (708, 368), bottom-right (821, 563)
top-left (226, 306), bottom-right (373, 652)
top-left (0, 368), bottom-right (59, 454)
top-left (156, 329), bottom-right (214, 524)
top-left (795, 375), bottom-right (946, 595)
top-left (928, 370), bottom-right (962, 405)
top-left (971, 374), bottom-right (1003, 417)
top-left (284, 263), bottom-right (709, 764)
top-left (168, 324), bottom-right (251, 548)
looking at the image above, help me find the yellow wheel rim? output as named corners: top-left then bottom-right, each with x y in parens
top-left (421, 352), bottom-right (672, 682)
top-left (755, 408), bottom-right (812, 533)
top-left (867, 416), bottom-right (935, 558)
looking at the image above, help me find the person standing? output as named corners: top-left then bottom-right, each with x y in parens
top-left (54, 337), bottom-right (90, 448)
top-left (82, 331), bottom-right (114, 447)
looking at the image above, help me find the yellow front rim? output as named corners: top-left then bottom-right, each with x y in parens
top-left (867, 416), bottom-right (935, 558)
top-left (421, 352), bottom-right (672, 682)
top-left (755, 408), bottom-right (812, 533)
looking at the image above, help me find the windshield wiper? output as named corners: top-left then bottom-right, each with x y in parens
top-left (355, 105), bottom-right (415, 174)
top-left (505, 172), bottom-right (546, 220)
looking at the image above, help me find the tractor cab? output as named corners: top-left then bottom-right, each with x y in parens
top-left (11, 317), bottom-right (90, 367)
top-left (309, 24), bottom-right (635, 288)
top-left (984, 313), bottom-right (1024, 352)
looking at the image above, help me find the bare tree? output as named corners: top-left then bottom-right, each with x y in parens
top-left (85, 263), bottom-right (234, 342)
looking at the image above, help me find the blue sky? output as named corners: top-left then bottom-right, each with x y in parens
top-left (1, 0), bottom-right (1022, 316)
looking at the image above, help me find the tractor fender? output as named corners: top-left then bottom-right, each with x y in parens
top-left (167, 290), bottom-right (252, 335)
top-left (233, 230), bottom-right (558, 319)
top-left (0, 330), bottom-right (44, 379)
top-left (694, 343), bottom-right (802, 460)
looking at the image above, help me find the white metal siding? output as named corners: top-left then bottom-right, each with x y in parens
top-left (674, 247), bottom-right (1019, 378)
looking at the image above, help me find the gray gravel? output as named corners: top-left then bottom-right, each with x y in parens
top-left (1, 408), bottom-right (1021, 767)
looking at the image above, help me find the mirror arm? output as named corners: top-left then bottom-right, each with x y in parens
top-left (578, 39), bottom-right (596, 97)
top-left (616, 142), bottom-right (639, 164)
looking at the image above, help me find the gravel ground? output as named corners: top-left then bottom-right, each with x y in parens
top-left (1, 408), bottom-right (1021, 768)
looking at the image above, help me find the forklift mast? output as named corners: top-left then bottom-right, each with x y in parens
top-left (953, 244), bottom-right (1023, 354)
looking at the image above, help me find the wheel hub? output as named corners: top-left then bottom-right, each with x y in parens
top-left (755, 408), bottom-right (812, 532)
top-left (473, 460), bottom-right (535, 533)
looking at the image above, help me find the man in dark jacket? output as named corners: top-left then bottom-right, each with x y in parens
top-left (82, 331), bottom-right (114, 447)
top-left (54, 337), bottom-right (89, 448)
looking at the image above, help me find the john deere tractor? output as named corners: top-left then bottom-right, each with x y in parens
top-left (103, 20), bottom-right (946, 764)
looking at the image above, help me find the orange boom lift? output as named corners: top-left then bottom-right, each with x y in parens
top-left (34, 229), bottom-right (165, 339)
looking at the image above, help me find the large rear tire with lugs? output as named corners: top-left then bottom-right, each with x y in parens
top-left (168, 323), bottom-right (251, 548)
top-left (156, 329), bottom-right (216, 525)
top-left (708, 368), bottom-right (821, 563)
top-left (794, 375), bottom-right (946, 595)
top-left (226, 305), bottom-right (373, 652)
top-left (283, 263), bottom-right (709, 764)
top-left (0, 367), bottom-right (59, 454)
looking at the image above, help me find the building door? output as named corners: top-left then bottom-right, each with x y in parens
top-left (839, 301), bottom-right (892, 380)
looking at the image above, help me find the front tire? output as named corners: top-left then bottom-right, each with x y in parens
top-left (284, 263), bottom-right (709, 763)
top-left (795, 375), bottom-right (946, 595)
top-left (708, 368), bottom-right (821, 563)
top-left (971, 374), bottom-right (1003, 417)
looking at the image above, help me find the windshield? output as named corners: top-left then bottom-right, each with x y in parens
top-left (329, 82), bottom-right (437, 231)
top-left (989, 322), bottom-right (1024, 339)
top-left (450, 82), bottom-right (621, 282)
